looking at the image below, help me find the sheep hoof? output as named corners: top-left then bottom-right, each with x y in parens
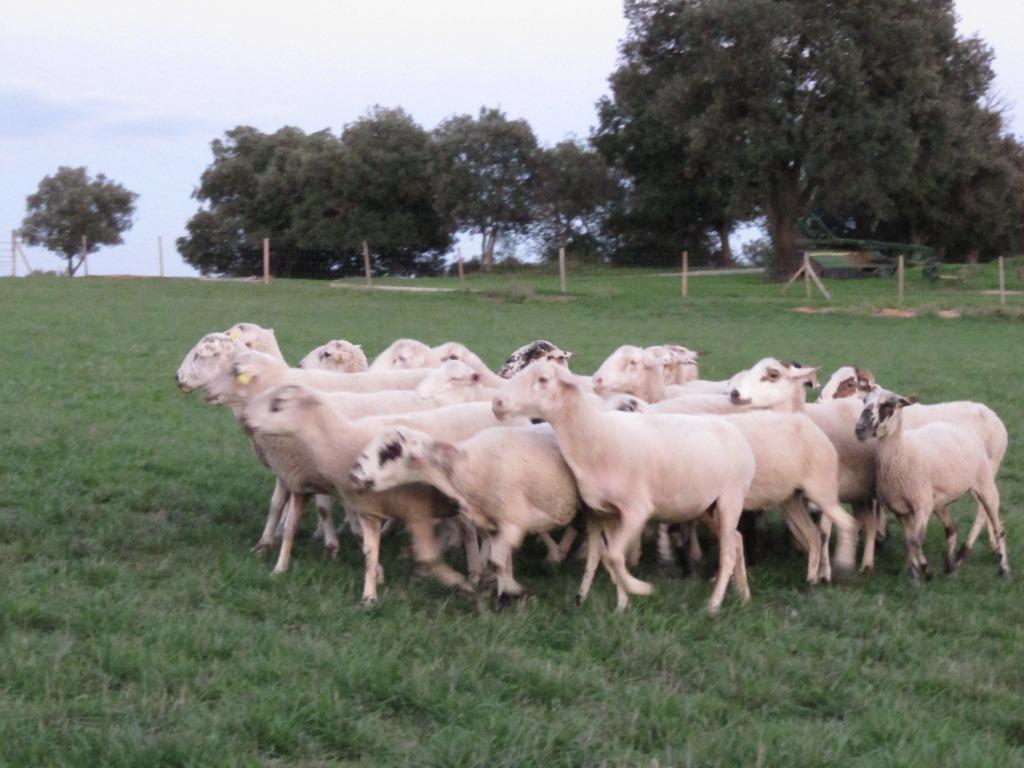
top-left (251, 541), bottom-right (273, 556)
top-left (955, 543), bottom-right (971, 564)
top-left (998, 565), bottom-right (1010, 579)
top-left (361, 596), bottom-right (377, 608)
top-left (922, 563), bottom-right (934, 580)
top-left (945, 560), bottom-right (959, 576)
top-left (858, 563), bottom-right (873, 575)
top-left (325, 545), bottom-right (339, 561)
top-left (575, 593), bottom-right (585, 607)
top-left (496, 592), bottom-right (514, 611)
top-left (801, 580), bottom-right (816, 593)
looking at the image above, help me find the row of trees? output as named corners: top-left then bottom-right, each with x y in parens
top-left (178, 108), bottom-right (620, 277)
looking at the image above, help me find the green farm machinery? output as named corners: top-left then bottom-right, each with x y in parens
top-left (797, 212), bottom-right (939, 280)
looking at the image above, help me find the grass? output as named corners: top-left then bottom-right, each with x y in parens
top-left (1, 268), bottom-right (1023, 767)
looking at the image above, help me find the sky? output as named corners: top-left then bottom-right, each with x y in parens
top-left (1, 0), bottom-right (1021, 277)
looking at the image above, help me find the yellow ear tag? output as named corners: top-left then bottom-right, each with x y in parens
top-left (335, 352), bottom-right (347, 362)
top-left (227, 329), bottom-right (241, 340)
top-left (236, 371), bottom-right (253, 386)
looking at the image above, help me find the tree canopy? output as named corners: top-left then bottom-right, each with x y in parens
top-left (598, 0), bottom-right (1021, 275)
top-left (20, 167), bottom-right (138, 276)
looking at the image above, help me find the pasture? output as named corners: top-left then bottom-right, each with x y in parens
top-left (1, 268), bottom-right (1023, 767)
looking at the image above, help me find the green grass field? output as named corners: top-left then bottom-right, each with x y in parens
top-left (2, 268), bottom-right (1023, 767)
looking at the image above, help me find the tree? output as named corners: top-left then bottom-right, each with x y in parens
top-left (434, 108), bottom-right (538, 269)
top-left (530, 140), bottom-right (622, 260)
top-left (298, 107), bottom-right (453, 275)
top-left (600, 0), bottom-right (1011, 277)
top-left (20, 167), bottom-right (137, 276)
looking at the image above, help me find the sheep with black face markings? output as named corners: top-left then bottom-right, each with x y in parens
top-left (350, 424), bottom-right (581, 602)
top-left (856, 389), bottom-right (1009, 578)
top-left (492, 361), bottom-right (756, 613)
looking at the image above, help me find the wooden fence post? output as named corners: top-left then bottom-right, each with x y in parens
top-left (262, 238), bottom-right (270, 285)
top-left (559, 245), bottom-right (567, 294)
top-left (457, 247), bottom-right (465, 289)
top-left (80, 234), bottom-right (89, 276)
top-left (681, 250), bottom-right (689, 298)
top-left (803, 252), bottom-right (811, 299)
top-left (897, 254), bottom-right (905, 306)
top-left (362, 240), bottom-right (372, 286)
top-left (997, 255), bottom-right (1006, 306)
top-left (158, 236), bottom-right (165, 278)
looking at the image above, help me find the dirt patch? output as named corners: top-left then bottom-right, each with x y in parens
top-left (331, 282), bottom-right (454, 293)
top-left (792, 306), bottom-right (838, 314)
top-left (876, 308), bottom-right (917, 318)
top-left (980, 289), bottom-right (1024, 296)
top-left (534, 294), bottom-right (577, 303)
top-left (936, 309), bottom-right (962, 319)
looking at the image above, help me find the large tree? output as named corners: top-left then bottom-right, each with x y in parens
top-left (530, 140), bottom-right (622, 259)
top-left (20, 167), bottom-right (137, 276)
top-left (434, 108), bottom-right (538, 269)
top-left (600, 0), bottom-right (1012, 277)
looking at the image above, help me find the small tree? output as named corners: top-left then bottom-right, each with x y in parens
top-left (20, 167), bottom-right (138, 276)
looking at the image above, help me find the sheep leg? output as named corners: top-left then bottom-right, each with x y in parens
top-left (577, 518), bottom-right (603, 604)
top-left (557, 526), bottom-right (579, 562)
top-left (657, 524), bottom-right (675, 569)
top-left (272, 492), bottom-right (309, 574)
top-left (491, 525), bottom-right (527, 601)
top-left (914, 510), bottom-right (934, 579)
top-left (855, 501), bottom-right (877, 574)
top-left (802, 478), bottom-right (857, 575)
top-left (407, 518), bottom-right (475, 593)
top-left (601, 513), bottom-right (655, 611)
top-left (626, 525), bottom-right (644, 568)
top-left (708, 489), bottom-right (745, 615)
top-left (781, 496), bottom-right (821, 587)
top-left (975, 484), bottom-right (1009, 577)
top-left (685, 522), bottom-right (703, 572)
top-left (817, 517), bottom-right (833, 583)
top-left (731, 530), bottom-right (752, 604)
top-left (537, 531), bottom-right (562, 564)
top-left (358, 515), bottom-right (383, 606)
top-left (457, 516), bottom-right (483, 586)
top-left (934, 505), bottom-right (959, 574)
top-left (254, 481), bottom-right (289, 554)
top-left (315, 495), bottom-right (340, 558)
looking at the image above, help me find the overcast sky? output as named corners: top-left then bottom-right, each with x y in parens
top-left (1, 1), bottom-right (1021, 276)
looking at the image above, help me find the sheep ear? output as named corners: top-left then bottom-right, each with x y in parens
top-left (898, 396), bottom-right (917, 407)
top-left (855, 368), bottom-right (877, 390)
top-left (785, 365), bottom-right (819, 388)
top-left (642, 348), bottom-right (671, 368)
top-left (226, 328), bottom-right (241, 340)
top-left (552, 365), bottom-right (578, 388)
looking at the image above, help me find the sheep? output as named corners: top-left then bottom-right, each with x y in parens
top-left (816, 365), bottom-right (1009, 558)
top-left (654, 344), bottom-right (701, 385)
top-left (349, 424), bottom-right (581, 601)
top-left (624, 391), bottom-right (860, 586)
top-left (369, 338), bottom-right (438, 371)
top-left (498, 340), bottom-right (573, 379)
top-left (855, 389), bottom-right (1009, 578)
top-left (298, 340), bottom-right (368, 373)
top-left (241, 386), bottom-right (527, 600)
top-left (225, 322), bottom-right (285, 360)
top-left (414, 360), bottom-right (502, 402)
top-left (492, 361), bottom-right (756, 613)
top-left (728, 359), bottom-right (890, 575)
top-left (432, 342), bottom-right (494, 376)
top-left (175, 332), bottom-right (247, 392)
top-left (592, 345), bottom-right (731, 403)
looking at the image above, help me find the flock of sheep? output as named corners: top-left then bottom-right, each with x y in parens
top-left (175, 324), bottom-right (1010, 612)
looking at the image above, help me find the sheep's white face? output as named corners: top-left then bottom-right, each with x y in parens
top-left (176, 333), bottom-right (244, 392)
top-left (203, 351), bottom-right (279, 406)
top-left (348, 428), bottom-right (432, 492)
top-left (415, 360), bottom-right (484, 400)
top-left (856, 389), bottom-right (912, 440)
top-left (434, 342), bottom-right (490, 376)
top-left (239, 384), bottom-right (317, 437)
top-left (493, 361), bottom-right (576, 421)
top-left (592, 345), bottom-right (667, 396)
top-left (299, 340), bottom-right (367, 372)
top-left (817, 366), bottom-right (878, 402)
top-left (370, 339), bottom-right (435, 371)
top-left (728, 357), bottom-right (819, 408)
top-left (225, 322), bottom-right (277, 354)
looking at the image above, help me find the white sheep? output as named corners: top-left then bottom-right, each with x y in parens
top-left (368, 338), bottom-right (439, 371)
top-left (224, 322), bottom-right (285, 359)
top-left (176, 332), bottom-right (247, 392)
top-left (649, 344), bottom-right (700, 385)
top-left (855, 389), bottom-right (1009, 578)
top-left (493, 361), bottom-right (756, 613)
top-left (816, 365), bottom-right (1009, 559)
top-left (498, 340), bottom-right (573, 379)
top-left (592, 345), bottom-right (731, 403)
top-left (298, 340), bottom-right (368, 373)
top-left (728, 358), bottom-right (880, 575)
top-left (349, 424), bottom-right (581, 601)
top-left (414, 360), bottom-right (502, 401)
top-left (241, 385), bottom-right (526, 600)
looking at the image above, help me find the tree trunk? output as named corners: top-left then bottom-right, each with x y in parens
top-left (716, 220), bottom-right (733, 267)
top-left (481, 227), bottom-right (496, 272)
top-left (66, 255), bottom-right (77, 277)
top-left (766, 169), bottom-right (804, 280)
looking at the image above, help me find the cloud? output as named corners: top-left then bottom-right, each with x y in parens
top-left (0, 85), bottom-right (208, 140)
